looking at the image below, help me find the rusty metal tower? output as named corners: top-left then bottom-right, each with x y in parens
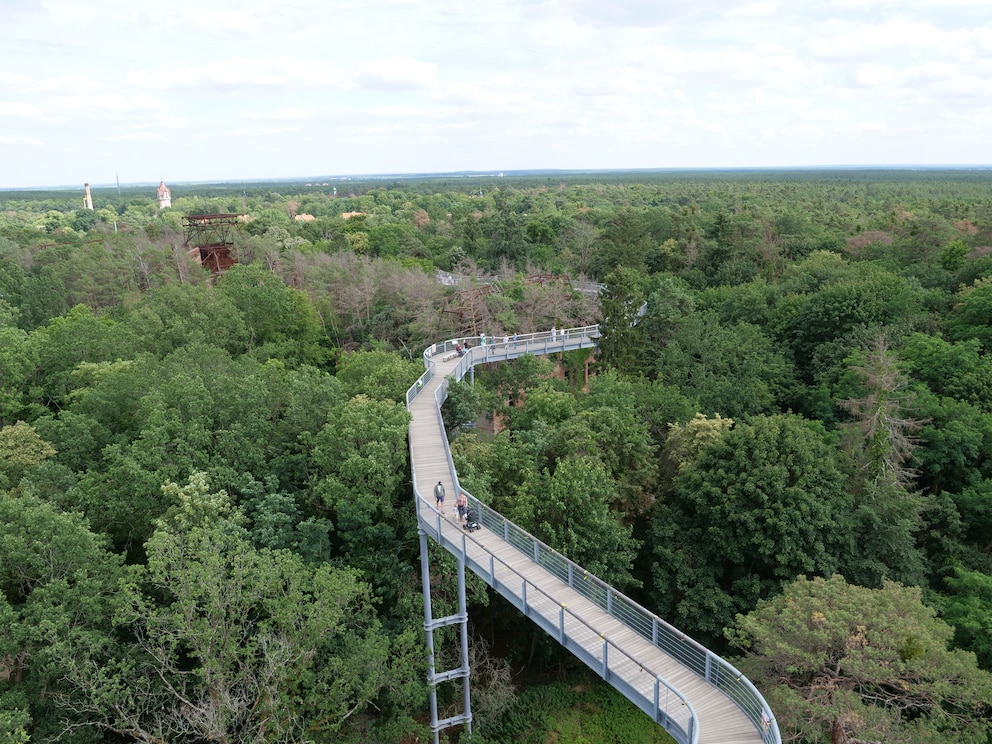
top-left (182, 213), bottom-right (242, 277)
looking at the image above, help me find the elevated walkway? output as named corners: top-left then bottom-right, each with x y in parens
top-left (406, 327), bottom-right (779, 744)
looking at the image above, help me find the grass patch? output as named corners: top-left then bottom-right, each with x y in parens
top-left (470, 672), bottom-right (675, 744)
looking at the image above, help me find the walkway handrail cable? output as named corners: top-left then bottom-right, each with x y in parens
top-left (417, 498), bottom-right (698, 741)
top-left (405, 325), bottom-right (780, 744)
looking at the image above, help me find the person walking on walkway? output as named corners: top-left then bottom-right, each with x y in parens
top-left (455, 491), bottom-right (468, 523)
top-left (434, 481), bottom-right (446, 513)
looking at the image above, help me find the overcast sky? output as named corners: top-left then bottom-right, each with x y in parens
top-left (1, 0), bottom-right (990, 189)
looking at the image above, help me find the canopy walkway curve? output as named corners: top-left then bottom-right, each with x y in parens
top-left (405, 327), bottom-right (780, 744)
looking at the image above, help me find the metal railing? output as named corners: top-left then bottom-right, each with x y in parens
top-left (420, 502), bottom-right (698, 743)
top-left (457, 499), bottom-right (776, 743)
top-left (405, 325), bottom-right (780, 744)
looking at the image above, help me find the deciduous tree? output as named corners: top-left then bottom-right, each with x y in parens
top-left (942, 566), bottom-right (992, 670)
top-left (0, 489), bottom-right (124, 742)
top-left (56, 473), bottom-right (424, 744)
top-left (650, 414), bottom-right (852, 642)
top-left (533, 455), bottom-right (640, 590)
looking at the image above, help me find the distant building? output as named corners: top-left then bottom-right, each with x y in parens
top-left (157, 181), bottom-right (172, 209)
top-left (341, 211), bottom-right (365, 219)
top-left (83, 183), bottom-right (94, 210)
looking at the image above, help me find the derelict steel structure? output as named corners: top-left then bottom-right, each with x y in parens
top-left (182, 213), bottom-right (242, 276)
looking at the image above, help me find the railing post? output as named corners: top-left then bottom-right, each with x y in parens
top-left (602, 638), bottom-right (608, 678)
top-left (559, 604), bottom-right (566, 643)
top-left (654, 676), bottom-right (661, 723)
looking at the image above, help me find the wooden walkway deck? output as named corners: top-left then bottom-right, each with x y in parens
top-left (406, 330), bottom-right (778, 744)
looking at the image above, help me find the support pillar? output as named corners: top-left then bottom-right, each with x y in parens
top-left (419, 530), bottom-right (441, 742)
top-left (419, 528), bottom-right (473, 742)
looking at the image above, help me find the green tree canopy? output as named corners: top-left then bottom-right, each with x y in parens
top-left (122, 282), bottom-right (249, 358)
top-left (654, 310), bottom-right (797, 417)
top-left (0, 325), bottom-right (34, 425)
top-left (0, 490), bottom-right (124, 742)
top-left (727, 574), bottom-right (992, 744)
top-left (53, 473), bottom-right (425, 743)
top-left (309, 395), bottom-right (413, 603)
top-left (650, 414), bottom-right (852, 642)
top-left (334, 349), bottom-right (422, 404)
top-left (532, 455), bottom-right (640, 590)
top-left (900, 333), bottom-right (992, 412)
top-left (946, 277), bottom-right (992, 351)
top-left (217, 263), bottom-right (328, 364)
top-left (0, 421), bottom-right (55, 489)
top-left (942, 566), bottom-right (992, 670)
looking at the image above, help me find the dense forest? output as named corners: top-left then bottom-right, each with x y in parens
top-left (2, 169), bottom-right (992, 744)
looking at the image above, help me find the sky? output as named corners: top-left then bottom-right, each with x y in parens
top-left (1, 0), bottom-right (990, 189)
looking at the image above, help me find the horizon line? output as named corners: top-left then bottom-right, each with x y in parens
top-left (3, 164), bottom-right (992, 192)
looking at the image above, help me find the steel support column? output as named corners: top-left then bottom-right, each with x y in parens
top-left (419, 530), bottom-right (441, 743)
top-left (419, 528), bottom-right (472, 742)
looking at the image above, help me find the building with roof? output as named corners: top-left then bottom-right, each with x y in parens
top-left (157, 181), bottom-right (172, 209)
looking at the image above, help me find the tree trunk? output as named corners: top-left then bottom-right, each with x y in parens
top-left (831, 717), bottom-right (848, 744)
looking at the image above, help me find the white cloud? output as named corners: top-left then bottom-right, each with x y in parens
top-left (124, 67), bottom-right (205, 90)
top-left (801, 108), bottom-right (849, 122)
top-left (856, 120), bottom-right (888, 131)
top-left (125, 57), bottom-right (335, 92)
top-left (724, 1), bottom-right (778, 18)
top-left (433, 79), bottom-right (539, 115)
top-left (37, 75), bottom-right (104, 94)
top-left (179, 8), bottom-right (262, 34)
top-left (0, 101), bottom-right (40, 117)
top-left (48, 93), bottom-right (134, 112)
top-left (827, 0), bottom-right (990, 10)
top-left (0, 134), bottom-right (42, 146)
top-left (0, 70), bottom-right (103, 97)
top-left (806, 19), bottom-right (987, 60)
top-left (706, 101), bottom-right (743, 115)
top-left (550, 0), bottom-right (749, 28)
top-left (130, 93), bottom-right (170, 111)
top-left (229, 125), bottom-right (304, 140)
top-left (247, 108), bottom-right (313, 121)
top-left (854, 64), bottom-right (901, 86)
top-left (355, 57), bottom-right (439, 91)
top-left (629, 45), bottom-right (810, 90)
top-left (0, 0), bottom-right (989, 186)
